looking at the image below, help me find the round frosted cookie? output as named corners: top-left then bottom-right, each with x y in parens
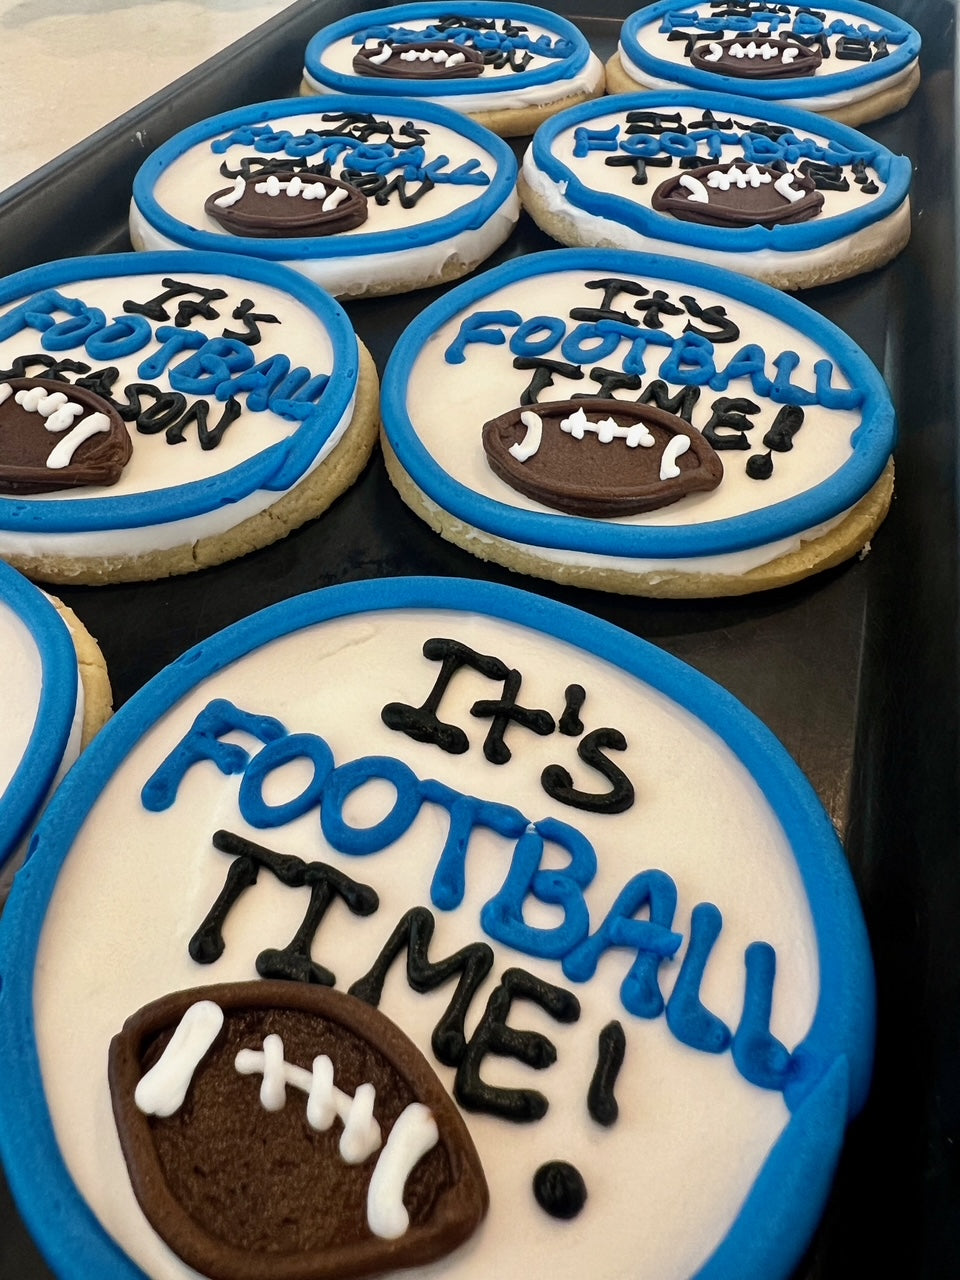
top-left (608, 0), bottom-right (921, 126)
top-left (0, 559), bottom-right (111, 876)
top-left (380, 248), bottom-right (896, 598)
top-left (300, 3), bottom-right (605, 137)
top-left (0, 250), bottom-right (380, 585)
top-left (130, 96), bottom-right (520, 298)
top-left (0, 575), bottom-right (874, 1280)
top-left (520, 90), bottom-right (912, 290)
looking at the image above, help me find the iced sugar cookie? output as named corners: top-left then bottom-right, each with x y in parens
top-left (608, 0), bottom-right (921, 126)
top-left (0, 575), bottom-right (874, 1280)
top-left (301, 3), bottom-right (605, 137)
top-left (130, 96), bottom-right (519, 298)
top-left (520, 90), bottom-right (912, 289)
top-left (0, 251), bottom-right (379, 584)
top-left (380, 248), bottom-right (896, 597)
top-left (0, 559), bottom-right (111, 875)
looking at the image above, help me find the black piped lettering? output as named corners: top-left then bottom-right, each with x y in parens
top-left (587, 1020), bottom-right (626, 1126)
top-left (122, 278), bottom-right (228, 327)
top-left (348, 906), bottom-right (494, 1066)
top-left (541, 727), bottom-right (635, 814)
top-left (381, 637), bottom-right (510, 754)
top-left (455, 968), bottom-right (580, 1121)
top-left (189, 830), bottom-right (378, 985)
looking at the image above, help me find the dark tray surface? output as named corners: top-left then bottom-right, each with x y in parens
top-left (1, 0), bottom-right (958, 1276)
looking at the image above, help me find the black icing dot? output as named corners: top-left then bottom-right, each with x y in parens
top-left (746, 451), bottom-right (774, 481)
top-left (533, 1161), bottom-right (587, 1219)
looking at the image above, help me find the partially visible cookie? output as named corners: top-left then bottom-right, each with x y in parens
top-left (609, 0), bottom-right (921, 126)
top-left (51, 595), bottom-right (113, 748)
top-left (300, 2), bottom-right (605, 137)
top-left (380, 247), bottom-right (898, 597)
top-left (0, 560), bottom-right (111, 878)
top-left (519, 91), bottom-right (913, 290)
top-left (130, 97), bottom-right (520, 297)
top-left (0, 251), bottom-right (380, 584)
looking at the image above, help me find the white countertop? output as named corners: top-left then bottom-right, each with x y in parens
top-left (0, 0), bottom-right (296, 194)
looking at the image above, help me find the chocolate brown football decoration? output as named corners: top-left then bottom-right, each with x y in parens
top-left (482, 399), bottom-right (723, 517)
top-left (205, 172), bottom-right (368, 238)
top-left (352, 40), bottom-right (484, 79)
top-left (0, 376), bottom-right (131, 494)
top-left (109, 981), bottom-right (488, 1280)
top-left (651, 161), bottom-right (823, 228)
top-left (690, 36), bottom-right (822, 79)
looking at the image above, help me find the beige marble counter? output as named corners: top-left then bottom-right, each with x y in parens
top-left (0, 0), bottom-right (295, 193)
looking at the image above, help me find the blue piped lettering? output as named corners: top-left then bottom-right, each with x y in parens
top-left (770, 350), bottom-right (818, 406)
top-left (41, 306), bottom-right (107, 352)
top-left (657, 332), bottom-right (717, 386)
top-left (0, 290), bottom-right (87, 343)
top-left (573, 125), bottom-right (620, 158)
top-left (169, 337), bottom-right (257, 396)
top-left (220, 354), bottom-right (292, 410)
top-left (562, 870), bottom-right (683, 1018)
top-left (136, 326), bottom-right (207, 380)
top-left (481, 817), bottom-right (597, 959)
top-left (710, 344), bottom-right (773, 396)
top-left (268, 368), bottom-right (330, 420)
top-left (445, 310), bottom-right (522, 364)
top-left (419, 778), bottom-right (528, 911)
top-left (141, 698), bottom-right (288, 810)
top-left (509, 315), bottom-right (568, 359)
top-left (622, 326), bottom-right (674, 376)
top-left (659, 131), bottom-right (698, 158)
top-left (560, 321), bottom-right (627, 366)
top-left (320, 755), bottom-right (422, 855)
top-left (142, 698), bottom-right (795, 1093)
top-left (665, 902), bottom-right (731, 1053)
top-left (814, 359), bottom-right (864, 410)
top-left (238, 732), bottom-right (335, 828)
top-left (731, 941), bottom-right (794, 1090)
top-left (84, 314), bottom-right (152, 361)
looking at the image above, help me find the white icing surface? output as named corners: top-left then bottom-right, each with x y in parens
top-left (0, 602), bottom-right (44, 797)
top-left (520, 104), bottom-right (911, 284)
top-left (618, 3), bottom-right (919, 111)
top-left (304, 14), bottom-right (604, 111)
top-left (0, 268), bottom-right (354, 559)
top-left (33, 608), bottom-right (821, 1280)
top-left (399, 266), bottom-right (866, 572)
top-left (0, 592), bottom-right (84, 877)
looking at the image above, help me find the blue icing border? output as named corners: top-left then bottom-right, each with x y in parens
top-left (0, 575), bottom-right (874, 1279)
top-left (381, 247), bottom-right (896, 559)
top-left (0, 250), bottom-right (357, 534)
top-left (0, 560), bottom-right (78, 868)
top-left (620, 0), bottom-right (920, 100)
top-left (303, 2), bottom-right (591, 98)
top-left (132, 95), bottom-right (517, 261)
top-left (529, 89), bottom-right (913, 253)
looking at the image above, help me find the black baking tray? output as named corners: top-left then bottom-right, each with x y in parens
top-left (0, 0), bottom-right (957, 1275)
